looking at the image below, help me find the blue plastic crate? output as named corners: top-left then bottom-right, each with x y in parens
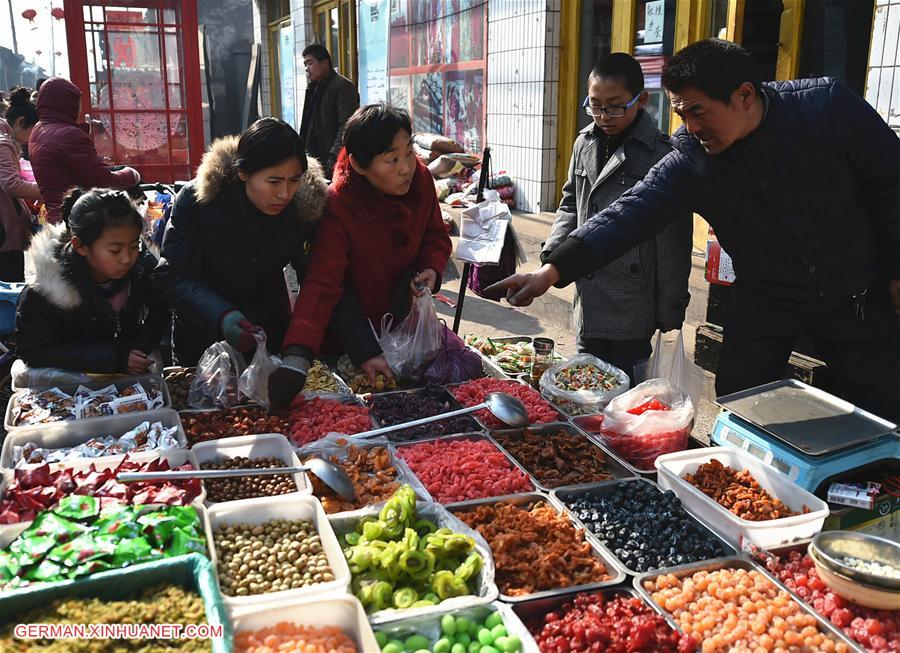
top-left (0, 282), bottom-right (25, 335)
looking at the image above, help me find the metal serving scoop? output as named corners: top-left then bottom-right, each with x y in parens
top-left (350, 392), bottom-right (529, 439)
top-left (117, 457), bottom-right (357, 502)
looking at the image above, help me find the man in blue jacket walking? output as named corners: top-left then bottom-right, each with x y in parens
top-left (488, 39), bottom-right (899, 421)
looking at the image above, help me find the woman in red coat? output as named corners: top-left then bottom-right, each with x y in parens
top-left (269, 104), bottom-right (452, 408)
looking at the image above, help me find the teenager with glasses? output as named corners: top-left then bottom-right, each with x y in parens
top-left (541, 53), bottom-right (692, 383)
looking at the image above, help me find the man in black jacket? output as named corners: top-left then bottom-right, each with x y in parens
top-left (299, 44), bottom-right (359, 178)
top-left (488, 39), bottom-right (899, 421)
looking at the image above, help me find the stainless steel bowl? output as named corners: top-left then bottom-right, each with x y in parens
top-left (810, 531), bottom-right (900, 591)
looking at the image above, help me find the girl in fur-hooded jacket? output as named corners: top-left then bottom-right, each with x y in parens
top-left (16, 191), bottom-right (168, 374)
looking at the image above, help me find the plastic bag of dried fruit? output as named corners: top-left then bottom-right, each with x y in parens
top-left (188, 340), bottom-right (247, 409)
top-left (539, 353), bottom-right (630, 416)
top-left (600, 379), bottom-right (694, 471)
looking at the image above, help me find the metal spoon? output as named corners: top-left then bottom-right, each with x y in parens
top-left (350, 392), bottom-right (529, 439)
top-left (117, 457), bottom-right (357, 502)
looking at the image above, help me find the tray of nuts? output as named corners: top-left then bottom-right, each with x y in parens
top-left (296, 435), bottom-right (430, 514)
top-left (489, 422), bottom-right (633, 491)
top-left (205, 493), bottom-right (350, 606)
top-left (635, 557), bottom-right (862, 652)
top-left (190, 433), bottom-right (311, 504)
top-left (163, 366), bottom-right (196, 410)
top-left (449, 493), bottom-right (624, 602)
top-left (179, 406), bottom-right (292, 447)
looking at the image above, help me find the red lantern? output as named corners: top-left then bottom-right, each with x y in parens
top-left (51, 7), bottom-right (65, 20)
top-left (21, 9), bottom-right (37, 22)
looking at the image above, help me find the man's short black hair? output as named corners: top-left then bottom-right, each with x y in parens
top-left (590, 52), bottom-right (644, 96)
top-left (302, 44), bottom-right (331, 64)
top-left (662, 38), bottom-right (762, 104)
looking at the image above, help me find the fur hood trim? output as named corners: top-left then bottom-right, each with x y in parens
top-left (193, 135), bottom-right (328, 222)
top-left (26, 222), bottom-right (81, 310)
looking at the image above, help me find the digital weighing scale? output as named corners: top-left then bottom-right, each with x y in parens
top-left (710, 379), bottom-right (899, 492)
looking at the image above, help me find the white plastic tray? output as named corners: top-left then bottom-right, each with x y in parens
top-left (0, 409), bottom-right (187, 472)
top-left (655, 447), bottom-right (829, 549)
top-left (0, 448), bottom-right (204, 546)
top-left (228, 595), bottom-right (378, 652)
top-left (203, 494), bottom-right (350, 607)
top-left (190, 433), bottom-right (311, 504)
top-left (4, 374), bottom-right (171, 430)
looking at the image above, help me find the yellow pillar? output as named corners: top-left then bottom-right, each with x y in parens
top-left (611, 0), bottom-right (636, 53)
top-left (555, 0), bottom-right (582, 202)
top-left (727, 0), bottom-right (746, 43)
top-left (776, 0), bottom-right (805, 80)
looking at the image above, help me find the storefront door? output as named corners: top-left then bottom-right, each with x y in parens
top-left (63, 0), bottom-right (204, 183)
top-left (312, 0), bottom-right (357, 82)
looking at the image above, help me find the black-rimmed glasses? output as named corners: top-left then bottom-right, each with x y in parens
top-left (582, 93), bottom-right (641, 118)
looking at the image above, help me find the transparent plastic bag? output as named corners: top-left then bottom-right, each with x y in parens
top-left (10, 359), bottom-right (89, 391)
top-left (377, 288), bottom-right (444, 382)
top-left (238, 332), bottom-right (281, 408)
top-left (539, 353), bottom-right (630, 416)
top-left (634, 330), bottom-right (706, 411)
top-left (600, 378), bottom-right (695, 471)
top-left (188, 341), bottom-right (246, 409)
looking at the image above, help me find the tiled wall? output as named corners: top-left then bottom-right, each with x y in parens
top-left (486, 0), bottom-right (561, 214)
top-left (867, 0), bottom-right (900, 134)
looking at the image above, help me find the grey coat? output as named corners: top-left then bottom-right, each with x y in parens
top-left (542, 110), bottom-right (692, 340)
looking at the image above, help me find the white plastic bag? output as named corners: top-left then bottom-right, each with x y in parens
top-left (635, 330), bottom-right (706, 411)
top-left (455, 190), bottom-right (512, 265)
top-left (377, 288), bottom-right (444, 381)
top-left (239, 332), bottom-right (281, 408)
top-left (600, 379), bottom-right (695, 471)
top-left (10, 359), bottom-right (89, 391)
top-left (539, 353), bottom-right (630, 416)
top-left (188, 341), bottom-right (246, 408)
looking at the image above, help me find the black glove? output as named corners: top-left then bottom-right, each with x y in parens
top-left (267, 353), bottom-right (310, 411)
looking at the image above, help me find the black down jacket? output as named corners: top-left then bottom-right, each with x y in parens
top-left (16, 223), bottom-right (170, 373)
top-left (154, 135), bottom-right (379, 366)
top-left (547, 78), bottom-right (900, 301)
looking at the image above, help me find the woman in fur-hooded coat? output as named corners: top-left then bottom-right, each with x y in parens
top-left (154, 133), bottom-right (377, 366)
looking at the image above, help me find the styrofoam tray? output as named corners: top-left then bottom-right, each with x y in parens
top-left (190, 433), bottom-right (311, 504)
top-left (0, 448), bottom-right (205, 546)
top-left (0, 409), bottom-right (187, 472)
top-left (228, 594), bottom-right (378, 651)
top-left (4, 374), bottom-right (171, 430)
top-left (0, 501), bottom-right (208, 575)
top-left (374, 602), bottom-right (536, 652)
top-left (655, 447), bottom-right (829, 549)
top-left (203, 494), bottom-right (350, 607)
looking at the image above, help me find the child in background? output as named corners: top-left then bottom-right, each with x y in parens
top-left (16, 188), bottom-right (168, 374)
top-left (542, 53), bottom-right (693, 383)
